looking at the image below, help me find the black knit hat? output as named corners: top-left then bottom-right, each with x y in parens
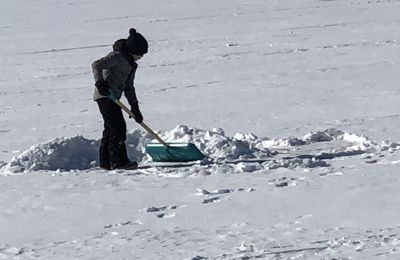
top-left (126, 28), bottom-right (148, 55)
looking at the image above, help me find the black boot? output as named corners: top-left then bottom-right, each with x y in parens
top-left (112, 161), bottom-right (138, 170)
top-left (109, 141), bottom-right (131, 169)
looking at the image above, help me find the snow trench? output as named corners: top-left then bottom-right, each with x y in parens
top-left (1, 126), bottom-right (399, 175)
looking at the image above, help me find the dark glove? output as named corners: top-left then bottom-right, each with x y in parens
top-left (95, 80), bottom-right (109, 96)
top-left (130, 103), bottom-right (143, 123)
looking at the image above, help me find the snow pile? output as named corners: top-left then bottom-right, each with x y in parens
top-left (379, 140), bottom-right (400, 152)
top-left (1, 126), bottom-right (400, 175)
top-left (157, 125), bottom-right (271, 160)
top-left (125, 129), bottom-right (153, 162)
top-left (0, 130), bottom-right (152, 174)
top-left (261, 129), bottom-right (345, 148)
top-left (1, 136), bottom-right (100, 174)
top-left (340, 132), bottom-right (400, 153)
top-left (260, 128), bottom-right (399, 154)
top-left (304, 128), bottom-right (345, 143)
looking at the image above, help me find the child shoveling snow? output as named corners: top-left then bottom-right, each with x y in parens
top-left (91, 28), bottom-right (147, 170)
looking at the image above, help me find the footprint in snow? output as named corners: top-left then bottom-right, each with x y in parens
top-left (104, 220), bottom-right (142, 229)
top-left (140, 205), bottom-right (179, 213)
top-left (196, 187), bottom-right (255, 196)
top-left (197, 187), bottom-right (255, 204)
top-left (156, 212), bottom-right (177, 218)
top-left (269, 177), bottom-right (298, 188)
top-left (319, 169), bottom-right (343, 177)
top-left (364, 159), bottom-right (378, 164)
top-left (361, 153), bottom-right (384, 164)
top-left (197, 188), bottom-right (232, 196)
top-left (139, 205), bottom-right (183, 219)
top-left (191, 256), bottom-right (207, 260)
top-left (202, 196), bottom-right (222, 204)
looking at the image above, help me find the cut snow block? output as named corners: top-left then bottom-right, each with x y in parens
top-left (145, 143), bottom-right (205, 162)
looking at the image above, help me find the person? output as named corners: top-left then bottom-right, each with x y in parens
top-left (91, 28), bottom-right (148, 170)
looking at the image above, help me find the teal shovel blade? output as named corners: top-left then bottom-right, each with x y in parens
top-left (145, 143), bottom-right (205, 162)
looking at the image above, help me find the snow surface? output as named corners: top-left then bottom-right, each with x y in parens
top-left (2, 0), bottom-right (400, 258)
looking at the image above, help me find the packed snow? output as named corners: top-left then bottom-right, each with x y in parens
top-left (2, 0), bottom-right (400, 259)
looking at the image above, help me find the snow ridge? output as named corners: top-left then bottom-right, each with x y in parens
top-left (1, 126), bottom-right (399, 175)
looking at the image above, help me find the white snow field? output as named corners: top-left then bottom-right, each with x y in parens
top-left (2, 0), bottom-right (400, 259)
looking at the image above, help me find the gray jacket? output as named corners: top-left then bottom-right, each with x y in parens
top-left (92, 50), bottom-right (138, 106)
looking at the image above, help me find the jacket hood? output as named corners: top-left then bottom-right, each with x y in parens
top-left (112, 39), bottom-right (127, 52)
top-left (112, 38), bottom-right (137, 67)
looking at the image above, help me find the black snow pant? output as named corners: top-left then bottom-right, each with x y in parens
top-left (97, 98), bottom-right (130, 169)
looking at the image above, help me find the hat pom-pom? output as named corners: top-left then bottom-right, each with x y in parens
top-left (129, 28), bottom-right (136, 35)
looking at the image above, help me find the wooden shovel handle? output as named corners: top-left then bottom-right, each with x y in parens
top-left (112, 99), bottom-right (169, 147)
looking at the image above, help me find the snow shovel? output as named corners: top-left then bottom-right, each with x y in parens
top-left (107, 92), bottom-right (205, 162)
